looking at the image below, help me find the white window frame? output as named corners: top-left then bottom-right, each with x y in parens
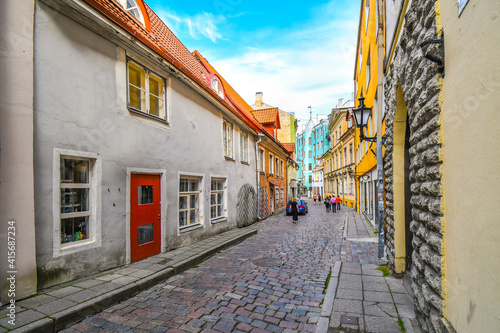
top-left (275, 157), bottom-right (280, 177)
top-left (53, 149), bottom-right (101, 257)
top-left (118, 0), bottom-right (145, 25)
top-left (259, 148), bottom-right (265, 172)
top-left (275, 188), bottom-right (280, 208)
top-left (280, 160), bottom-right (284, 179)
top-left (127, 59), bottom-right (167, 121)
top-left (223, 118), bottom-right (233, 159)
top-left (240, 131), bottom-right (249, 164)
top-left (179, 175), bottom-right (203, 231)
top-left (269, 153), bottom-right (274, 174)
top-left (210, 177), bottom-right (227, 223)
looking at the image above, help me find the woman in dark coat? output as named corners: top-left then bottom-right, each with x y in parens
top-left (291, 198), bottom-right (299, 224)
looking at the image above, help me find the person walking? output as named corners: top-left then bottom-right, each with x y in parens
top-left (324, 196), bottom-right (330, 212)
top-left (318, 194), bottom-right (322, 203)
top-left (331, 195), bottom-right (336, 213)
top-left (313, 195), bottom-right (317, 205)
top-left (291, 198), bottom-right (299, 224)
top-left (337, 196), bottom-right (341, 210)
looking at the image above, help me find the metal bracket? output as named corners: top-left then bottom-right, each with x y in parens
top-left (420, 32), bottom-right (445, 77)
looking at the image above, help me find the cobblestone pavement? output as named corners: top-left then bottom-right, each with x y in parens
top-left (63, 202), bottom-right (383, 333)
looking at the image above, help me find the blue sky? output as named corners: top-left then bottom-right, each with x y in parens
top-left (147, 0), bottom-right (360, 122)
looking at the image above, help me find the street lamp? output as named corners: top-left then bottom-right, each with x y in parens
top-left (350, 95), bottom-right (386, 259)
top-left (351, 93), bottom-right (376, 142)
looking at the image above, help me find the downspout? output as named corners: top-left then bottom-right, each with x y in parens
top-left (255, 133), bottom-right (265, 221)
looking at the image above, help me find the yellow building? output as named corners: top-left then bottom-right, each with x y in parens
top-left (353, 0), bottom-right (385, 224)
top-left (324, 100), bottom-right (355, 208)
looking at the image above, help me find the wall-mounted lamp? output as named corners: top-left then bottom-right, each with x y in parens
top-left (420, 32), bottom-right (445, 77)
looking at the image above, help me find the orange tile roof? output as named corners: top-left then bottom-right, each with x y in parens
top-left (251, 107), bottom-right (279, 125)
top-left (281, 143), bottom-right (296, 154)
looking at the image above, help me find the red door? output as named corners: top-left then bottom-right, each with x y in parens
top-left (131, 174), bottom-right (161, 262)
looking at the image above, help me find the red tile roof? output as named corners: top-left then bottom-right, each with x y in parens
top-left (251, 107), bottom-right (279, 125)
top-left (282, 143), bottom-right (296, 154)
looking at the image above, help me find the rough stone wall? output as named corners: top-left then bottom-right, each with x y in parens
top-left (383, 1), bottom-right (454, 332)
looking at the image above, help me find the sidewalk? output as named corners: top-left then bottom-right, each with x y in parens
top-left (317, 208), bottom-right (420, 333)
top-left (343, 210), bottom-right (378, 242)
top-left (0, 227), bottom-right (258, 332)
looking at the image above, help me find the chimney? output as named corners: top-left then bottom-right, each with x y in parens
top-left (255, 92), bottom-right (263, 107)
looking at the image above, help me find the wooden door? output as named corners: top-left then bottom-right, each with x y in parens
top-left (131, 174), bottom-right (161, 262)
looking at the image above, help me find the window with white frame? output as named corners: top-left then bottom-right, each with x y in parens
top-left (275, 188), bottom-right (279, 208)
top-left (118, 0), bottom-right (145, 25)
top-left (179, 177), bottom-right (201, 228)
top-left (280, 160), bottom-right (284, 178)
top-left (127, 60), bottom-right (166, 120)
top-left (269, 153), bottom-right (274, 174)
top-left (240, 131), bottom-right (248, 163)
top-left (344, 148), bottom-right (348, 166)
top-left (59, 157), bottom-right (93, 244)
top-left (258, 148), bottom-right (265, 172)
top-left (275, 157), bottom-right (279, 177)
top-left (210, 178), bottom-right (226, 221)
top-left (350, 144), bottom-right (353, 165)
top-left (280, 188), bottom-right (284, 206)
top-left (223, 119), bottom-right (233, 159)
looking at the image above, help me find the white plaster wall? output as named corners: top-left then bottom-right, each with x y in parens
top-left (33, 2), bottom-right (257, 288)
top-left (441, 1), bottom-right (500, 331)
top-left (0, 0), bottom-right (37, 301)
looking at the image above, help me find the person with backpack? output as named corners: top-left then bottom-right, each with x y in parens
top-left (330, 195), bottom-right (336, 213)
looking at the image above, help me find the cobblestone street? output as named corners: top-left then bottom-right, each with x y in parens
top-left (63, 202), bottom-right (383, 333)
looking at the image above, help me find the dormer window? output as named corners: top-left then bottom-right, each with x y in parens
top-left (211, 77), bottom-right (224, 99)
top-left (118, 0), bottom-right (145, 25)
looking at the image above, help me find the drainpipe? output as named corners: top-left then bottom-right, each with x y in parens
top-left (255, 133), bottom-right (265, 221)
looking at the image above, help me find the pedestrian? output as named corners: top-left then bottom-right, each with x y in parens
top-left (318, 194), bottom-right (321, 203)
top-left (290, 198), bottom-right (299, 224)
top-left (331, 195), bottom-right (336, 213)
top-left (313, 195), bottom-right (317, 205)
top-left (337, 196), bottom-right (341, 210)
top-left (324, 197), bottom-right (330, 212)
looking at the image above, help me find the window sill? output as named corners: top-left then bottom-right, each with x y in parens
top-left (179, 223), bottom-right (203, 233)
top-left (224, 156), bottom-right (235, 162)
top-left (128, 107), bottom-right (169, 124)
top-left (55, 239), bottom-right (99, 257)
top-left (241, 161), bottom-right (249, 166)
top-left (211, 217), bottom-right (227, 224)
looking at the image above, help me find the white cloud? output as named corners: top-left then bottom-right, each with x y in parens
top-left (158, 11), bottom-right (225, 43)
top-left (211, 17), bottom-right (358, 120)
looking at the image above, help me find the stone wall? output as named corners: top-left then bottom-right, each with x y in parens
top-left (383, 1), bottom-right (454, 332)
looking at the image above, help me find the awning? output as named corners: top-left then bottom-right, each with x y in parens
top-left (269, 181), bottom-right (279, 187)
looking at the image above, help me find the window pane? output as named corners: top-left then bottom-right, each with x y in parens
top-left (211, 194), bottom-right (216, 205)
top-left (190, 195), bottom-right (198, 208)
top-left (217, 193), bottom-right (223, 205)
top-left (211, 180), bottom-right (216, 191)
top-left (189, 209), bottom-right (198, 224)
top-left (189, 179), bottom-right (199, 192)
top-left (138, 223), bottom-right (154, 245)
top-left (179, 179), bottom-right (189, 192)
top-left (179, 211), bottom-right (187, 227)
top-left (211, 206), bottom-right (216, 219)
top-left (61, 188), bottom-right (89, 214)
top-left (179, 196), bottom-right (187, 210)
top-left (217, 205), bottom-right (222, 217)
top-left (61, 159), bottom-right (89, 183)
top-left (217, 180), bottom-right (223, 191)
top-left (138, 185), bottom-right (153, 205)
top-left (61, 216), bottom-right (89, 244)
top-left (128, 63), bottom-right (144, 87)
top-left (129, 86), bottom-right (144, 111)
